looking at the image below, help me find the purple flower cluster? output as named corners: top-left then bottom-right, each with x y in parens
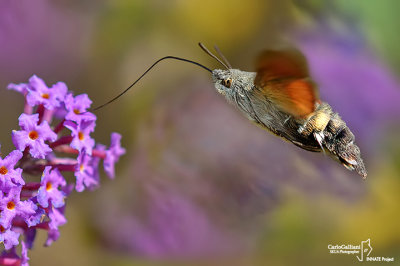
top-left (0, 75), bottom-right (125, 265)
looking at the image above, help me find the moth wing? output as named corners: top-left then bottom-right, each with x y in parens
top-left (254, 49), bottom-right (319, 118)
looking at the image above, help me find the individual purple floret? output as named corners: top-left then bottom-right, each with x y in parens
top-left (25, 208), bottom-right (45, 228)
top-left (0, 150), bottom-right (24, 187)
top-left (74, 150), bottom-right (100, 192)
top-left (12, 113), bottom-right (57, 159)
top-left (26, 75), bottom-right (67, 110)
top-left (37, 167), bottom-right (66, 208)
top-left (64, 120), bottom-right (96, 155)
top-left (65, 93), bottom-right (96, 122)
top-left (104, 133), bottom-right (126, 179)
top-left (1, 75), bottom-right (125, 265)
top-left (0, 226), bottom-right (20, 250)
top-left (0, 187), bottom-right (36, 229)
top-left (45, 207), bottom-right (67, 246)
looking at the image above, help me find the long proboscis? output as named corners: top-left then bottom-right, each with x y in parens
top-left (91, 56), bottom-right (212, 111)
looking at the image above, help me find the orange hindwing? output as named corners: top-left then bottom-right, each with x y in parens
top-left (254, 49), bottom-right (319, 118)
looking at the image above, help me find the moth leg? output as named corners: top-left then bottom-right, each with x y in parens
top-left (314, 131), bottom-right (326, 154)
top-left (297, 103), bottom-right (332, 153)
top-left (283, 115), bottom-right (291, 125)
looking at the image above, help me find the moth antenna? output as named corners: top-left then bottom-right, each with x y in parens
top-left (91, 56), bottom-right (212, 111)
top-left (213, 45), bottom-right (232, 69)
top-left (198, 42), bottom-right (230, 70)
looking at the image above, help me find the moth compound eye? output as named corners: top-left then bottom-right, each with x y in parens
top-left (222, 78), bottom-right (232, 88)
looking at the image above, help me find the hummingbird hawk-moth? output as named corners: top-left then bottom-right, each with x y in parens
top-left (94, 43), bottom-right (367, 178)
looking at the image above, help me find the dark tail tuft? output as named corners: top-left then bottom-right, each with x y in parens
top-left (324, 113), bottom-right (367, 178)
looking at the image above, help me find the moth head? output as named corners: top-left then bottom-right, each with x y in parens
top-left (212, 69), bottom-right (234, 95)
top-left (212, 69), bottom-right (256, 98)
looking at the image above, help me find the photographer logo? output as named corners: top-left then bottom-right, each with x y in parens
top-left (328, 239), bottom-right (394, 262)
